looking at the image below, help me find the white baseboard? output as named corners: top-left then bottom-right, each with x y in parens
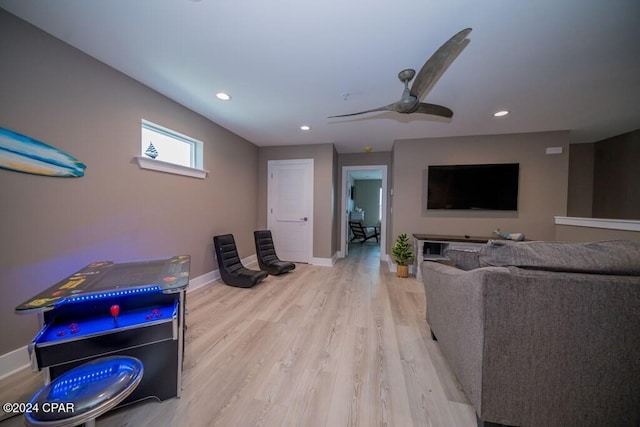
top-left (310, 252), bottom-right (338, 267)
top-left (0, 346), bottom-right (30, 381)
top-left (187, 269), bottom-right (219, 293)
top-left (0, 254), bottom-right (259, 380)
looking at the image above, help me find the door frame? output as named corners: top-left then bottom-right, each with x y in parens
top-left (267, 159), bottom-right (314, 263)
top-left (340, 165), bottom-right (388, 260)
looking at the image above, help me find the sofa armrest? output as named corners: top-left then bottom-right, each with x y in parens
top-left (421, 261), bottom-right (510, 416)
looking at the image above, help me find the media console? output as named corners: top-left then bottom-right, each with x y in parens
top-left (412, 234), bottom-right (491, 281)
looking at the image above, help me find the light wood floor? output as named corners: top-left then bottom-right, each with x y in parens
top-left (0, 244), bottom-right (475, 427)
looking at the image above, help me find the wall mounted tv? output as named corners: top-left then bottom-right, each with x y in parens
top-left (427, 163), bottom-right (519, 210)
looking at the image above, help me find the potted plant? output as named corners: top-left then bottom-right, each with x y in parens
top-left (391, 232), bottom-right (414, 278)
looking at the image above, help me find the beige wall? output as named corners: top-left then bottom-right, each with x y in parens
top-left (391, 131), bottom-right (570, 249)
top-left (338, 152), bottom-right (392, 168)
top-left (0, 11), bottom-right (259, 353)
top-left (257, 144), bottom-right (337, 260)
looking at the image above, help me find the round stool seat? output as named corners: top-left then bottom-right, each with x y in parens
top-left (25, 356), bottom-right (143, 427)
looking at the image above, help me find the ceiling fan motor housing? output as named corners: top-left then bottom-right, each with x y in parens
top-left (398, 69), bottom-right (416, 83)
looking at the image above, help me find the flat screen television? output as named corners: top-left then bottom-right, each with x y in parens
top-left (427, 163), bottom-right (519, 210)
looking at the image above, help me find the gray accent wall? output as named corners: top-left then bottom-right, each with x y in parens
top-left (353, 180), bottom-right (382, 227)
top-left (567, 143), bottom-right (595, 217)
top-left (0, 11), bottom-right (259, 354)
top-left (567, 129), bottom-right (640, 220)
top-left (592, 130), bottom-right (640, 219)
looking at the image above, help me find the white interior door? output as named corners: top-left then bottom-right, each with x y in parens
top-left (267, 159), bottom-right (313, 263)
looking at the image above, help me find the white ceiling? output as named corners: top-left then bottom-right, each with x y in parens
top-left (2, 1), bottom-right (639, 153)
top-left (350, 170), bottom-right (383, 181)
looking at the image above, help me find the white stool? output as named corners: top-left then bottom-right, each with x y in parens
top-left (25, 356), bottom-right (143, 427)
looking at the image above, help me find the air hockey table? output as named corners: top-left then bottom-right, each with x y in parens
top-left (15, 255), bottom-right (190, 405)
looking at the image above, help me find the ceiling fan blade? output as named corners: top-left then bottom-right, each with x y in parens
top-left (410, 28), bottom-right (472, 100)
top-left (328, 103), bottom-right (397, 118)
top-left (413, 102), bottom-right (453, 118)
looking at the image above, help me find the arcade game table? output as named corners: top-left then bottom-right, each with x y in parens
top-left (15, 255), bottom-right (190, 405)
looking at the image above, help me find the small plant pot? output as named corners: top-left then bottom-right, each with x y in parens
top-left (396, 264), bottom-right (409, 278)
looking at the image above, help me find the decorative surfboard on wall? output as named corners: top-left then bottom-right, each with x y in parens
top-left (0, 127), bottom-right (86, 177)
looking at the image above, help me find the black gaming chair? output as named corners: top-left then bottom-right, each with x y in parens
top-left (254, 230), bottom-right (296, 276)
top-left (213, 234), bottom-right (267, 288)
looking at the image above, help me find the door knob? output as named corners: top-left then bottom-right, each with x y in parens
top-left (300, 217), bottom-right (308, 221)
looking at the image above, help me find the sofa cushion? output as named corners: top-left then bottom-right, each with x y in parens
top-left (444, 248), bottom-right (481, 271)
top-left (478, 239), bottom-right (640, 275)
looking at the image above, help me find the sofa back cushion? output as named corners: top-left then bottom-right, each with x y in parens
top-left (478, 239), bottom-right (640, 275)
top-left (444, 248), bottom-right (481, 271)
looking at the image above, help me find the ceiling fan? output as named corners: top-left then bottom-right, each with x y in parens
top-left (328, 28), bottom-right (472, 119)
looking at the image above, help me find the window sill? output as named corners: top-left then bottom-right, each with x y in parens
top-left (134, 156), bottom-right (209, 179)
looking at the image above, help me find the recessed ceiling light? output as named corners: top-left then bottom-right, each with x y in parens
top-left (216, 92), bottom-right (231, 101)
top-left (493, 110), bottom-right (509, 117)
top-left (300, 125), bottom-right (311, 131)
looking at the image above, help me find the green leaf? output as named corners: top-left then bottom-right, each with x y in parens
top-left (391, 232), bottom-right (414, 265)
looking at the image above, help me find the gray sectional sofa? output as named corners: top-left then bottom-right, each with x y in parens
top-left (421, 239), bottom-right (640, 427)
